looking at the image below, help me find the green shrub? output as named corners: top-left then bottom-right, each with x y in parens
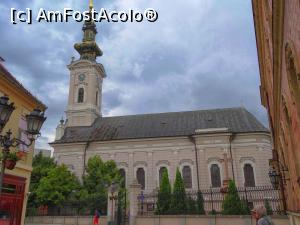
top-left (221, 180), bottom-right (248, 215)
top-left (155, 169), bottom-right (171, 214)
top-left (264, 199), bottom-right (273, 215)
top-left (196, 190), bottom-right (205, 214)
top-left (170, 169), bottom-right (187, 214)
top-left (186, 196), bottom-right (197, 214)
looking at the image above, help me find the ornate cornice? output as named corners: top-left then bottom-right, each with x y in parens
top-left (155, 160), bottom-right (170, 167)
top-left (179, 159), bottom-right (194, 165)
top-left (207, 157), bottom-right (221, 164)
top-left (117, 162), bottom-right (129, 168)
top-left (133, 161), bottom-right (147, 167)
top-left (239, 157), bottom-right (255, 163)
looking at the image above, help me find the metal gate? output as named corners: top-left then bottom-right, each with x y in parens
top-left (116, 189), bottom-right (128, 225)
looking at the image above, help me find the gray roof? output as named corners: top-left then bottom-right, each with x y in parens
top-left (53, 107), bottom-right (268, 144)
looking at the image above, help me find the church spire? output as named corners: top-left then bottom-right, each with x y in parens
top-left (74, 0), bottom-right (103, 61)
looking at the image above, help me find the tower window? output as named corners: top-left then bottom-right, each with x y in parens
top-left (96, 91), bottom-right (98, 106)
top-left (78, 88), bottom-right (84, 103)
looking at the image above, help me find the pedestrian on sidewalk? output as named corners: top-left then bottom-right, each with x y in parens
top-left (93, 209), bottom-right (100, 225)
top-left (251, 205), bottom-right (274, 225)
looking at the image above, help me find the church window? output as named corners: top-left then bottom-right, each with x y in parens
top-left (66, 164), bottom-right (74, 170)
top-left (96, 91), bottom-right (98, 106)
top-left (182, 166), bottom-right (192, 189)
top-left (119, 169), bottom-right (126, 188)
top-left (210, 164), bottom-right (221, 188)
top-left (78, 88), bottom-right (84, 103)
top-left (244, 164), bottom-right (255, 187)
top-left (137, 168), bottom-right (145, 190)
top-left (159, 167), bottom-right (167, 185)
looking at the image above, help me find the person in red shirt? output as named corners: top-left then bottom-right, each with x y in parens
top-left (93, 209), bottom-right (100, 225)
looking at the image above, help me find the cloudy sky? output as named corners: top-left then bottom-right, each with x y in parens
top-left (0, 0), bottom-right (268, 150)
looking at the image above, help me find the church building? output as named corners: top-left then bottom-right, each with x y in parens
top-left (51, 2), bottom-right (273, 193)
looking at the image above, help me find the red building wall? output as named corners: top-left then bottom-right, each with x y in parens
top-left (252, 0), bottom-right (300, 221)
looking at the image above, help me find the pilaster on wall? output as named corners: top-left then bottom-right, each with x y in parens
top-left (147, 152), bottom-right (154, 191)
top-left (128, 153), bottom-right (134, 187)
top-left (129, 179), bottom-right (142, 225)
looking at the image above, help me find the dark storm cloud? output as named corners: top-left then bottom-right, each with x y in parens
top-left (0, 0), bottom-right (268, 149)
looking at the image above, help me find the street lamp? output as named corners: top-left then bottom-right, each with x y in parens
top-left (0, 95), bottom-right (46, 195)
top-left (109, 182), bottom-right (119, 225)
top-left (268, 168), bottom-right (280, 190)
top-left (0, 96), bottom-right (15, 132)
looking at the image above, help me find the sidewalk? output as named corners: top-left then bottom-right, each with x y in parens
top-left (26, 224), bottom-right (63, 225)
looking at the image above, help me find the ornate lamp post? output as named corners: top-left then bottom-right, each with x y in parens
top-left (268, 168), bottom-right (280, 190)
top-left (268, 165), bottom-right (288, 213)
top-left (109, 182), bottom-right (118, 225)
top-left (0, 95), bottom-right (46, 195)
top-left (0, 96), bottom-right (15, 132)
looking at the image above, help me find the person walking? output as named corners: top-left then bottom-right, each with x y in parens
top-left (93, 209), bottom-right (100, 225)
top-left (251, 205), bottom-right (274, 225)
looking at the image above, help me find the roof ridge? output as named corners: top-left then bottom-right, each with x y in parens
top-left (54, 107), bottom-right (269, 144)
top-left (100, 107), bottom-right (245, 119)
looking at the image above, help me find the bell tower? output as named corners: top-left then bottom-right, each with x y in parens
top-left (65, 0), bottom-right (106, 127)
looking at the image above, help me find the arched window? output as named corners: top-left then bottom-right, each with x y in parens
top-left (182, 166), bottom-right (192, 189)
top-left (119, 169), bottom-right (126, 188)
top-left (78, 88), bottom-right (84, 103)
top-left (210, 164), bottom-right (221, 188)
top-left (159, 167), bottom-right (167, 185)
top-left (244, 164), bottom-right (255, 187)
top-left (95, 91), bottom-right (98, 106)
top-left (136, 168), bottom-right (145, 190)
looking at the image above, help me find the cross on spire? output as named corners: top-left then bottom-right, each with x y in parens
top-left (89, 0), bottom-right (94, 11)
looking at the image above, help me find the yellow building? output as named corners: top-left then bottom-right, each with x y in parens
top-left (0, 59), bottom-right (46, 225)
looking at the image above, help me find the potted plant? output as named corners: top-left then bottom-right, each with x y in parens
top-left (5, 152), bottom-right (21, 170)
top-left (16, 150), bottom-right (26, 159)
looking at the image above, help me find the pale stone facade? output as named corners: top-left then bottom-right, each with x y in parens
top-left (52, 131), bottom-right (272, 192)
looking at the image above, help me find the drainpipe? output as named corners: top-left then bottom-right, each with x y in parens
top-left (82, 140), bottom-right (91, 178)
top-left (188, 135), bottom-right (200, 192)
top-left (229, 133), bottom-right (236, 182)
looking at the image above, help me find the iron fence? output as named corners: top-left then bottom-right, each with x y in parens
top-left (137, 186), bottom-right (284, 215)
top-left (26, 205), bottom-right (107, 217)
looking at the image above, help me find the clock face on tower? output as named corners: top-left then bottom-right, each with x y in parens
top-left (78, 74), bottom-right (86, 81)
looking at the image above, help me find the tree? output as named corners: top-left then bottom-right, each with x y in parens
top-left (196, 190), bottom-right (205, 214)
top-left (155, 169), bottom-right (171, 215)
top-left (28, 152), bottom-right (57, 207)
top-left (264, 199), bottom-right (273, 215)
top-left (222, 180), bottom-right (248, 215)
top-left (36, 164), bottom-right (80, 207)
top-left (83, 156), bottom-right (121, 212)
top-left (170, 168), bottom-right (187, 214)
top-left (186, 196), bottom-right (197, 214)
